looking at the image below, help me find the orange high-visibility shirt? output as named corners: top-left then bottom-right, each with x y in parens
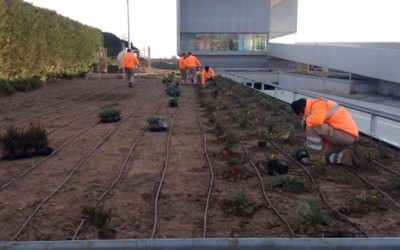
top-left (179, 57), bottom-right (187, 70)
top-left (186, 55), bottom-right (202, 68)
top-left (202, 68), bottom-right (216, 84)
top-left (304, 98), bottom-right (359, 139)
top-left (122, 52), bottom-right (140, 69)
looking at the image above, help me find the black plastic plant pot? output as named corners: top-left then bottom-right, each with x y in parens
top-left (257, 140), bottom-right (267, 148)
top-left (296, 149), bottom-right (310, 160)
top-left (266, 160), bottom-right (289, 176)
top-left (100, 116), bottom-right (121, 123)
top-left (149, 123), bottom-right (168, 132)
top-left (3, 147), bottom-right (54, 161)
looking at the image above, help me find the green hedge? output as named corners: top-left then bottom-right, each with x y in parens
top-left (0, 0), bottom-right (103, 81)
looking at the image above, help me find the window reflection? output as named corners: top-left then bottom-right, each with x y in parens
top-left (180, 33), bottom-right (267, 52)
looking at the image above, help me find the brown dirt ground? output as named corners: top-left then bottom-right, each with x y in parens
top-left (0, 64), bottom-right (400, 241)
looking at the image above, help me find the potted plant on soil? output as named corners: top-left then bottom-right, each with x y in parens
top-left (82, 205), bottom-right (117, 240)
top-left (1, 123), bottom-right (51, 159)
top-left (147, 115), bottom-right (168, 132)
top-left (98, 108), bottom-right (122, 123)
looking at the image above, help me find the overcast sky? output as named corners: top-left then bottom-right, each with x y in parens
top-left (24, 0), bottom-right (400, 58)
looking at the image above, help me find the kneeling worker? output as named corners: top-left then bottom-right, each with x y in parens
top-left (291, 98), bottom-right (363, 166)
top-left (201, 66), bottom-right (216, 88)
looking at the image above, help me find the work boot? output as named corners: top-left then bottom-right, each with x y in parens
top-left (128, 82), bottom-right (132, 88)
top-left (350, 146), bottom-right (367, 167)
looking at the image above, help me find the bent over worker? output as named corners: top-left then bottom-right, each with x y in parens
top-left (122, 49), bottom-right (141, 88)
top-left (291, 98), bottom-right (363, 166)
top-left (201, 66), bottom-right (216, 88)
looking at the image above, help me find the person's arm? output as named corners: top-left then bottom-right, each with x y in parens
top-left (306, 100), bottom-right (328, 127)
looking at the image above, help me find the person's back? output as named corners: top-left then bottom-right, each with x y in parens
top-left (122, 49), bottom-right (140, 88)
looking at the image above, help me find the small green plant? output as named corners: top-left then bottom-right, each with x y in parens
top-left (233, 191), bottom-right (250, 208)
top-left (280, 129), bottom-right (294, 142)
top-left (267, 175), bottom-right (307, 192)
top-left (168, 97), bottom-right (179, 107)
top-left (228, 111), bottom-right (240, 121)
top-left (307, 156), bottom-right (328, 174)
top-left (147, 115), bottom-right (160, 126)
top-left (98, 108), bottom-right (121, 120)
top-left (223, 133), bottom-right (239, 151)
top-left (390, 177), bottom-right (400, 190)
top-left (166, 85), bottom-right (181, 96)
top-left (295, 198), bottom-right (331, 226)
top-left (82, 204), bottom-right (112, 230)
top-left (208, 115), bottom-right (217, 125)
top-left (378, 143), bottom-right (391, 159)
top-left (355, 190), bottom-right (380, 204)
top-left (364, 152), bottom-right (374, 164)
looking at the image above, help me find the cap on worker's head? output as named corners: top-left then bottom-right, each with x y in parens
top-left (291, 98), bottom-right (307, 115)
top-left (127, 49), bottom-right (131, 52)
top-left (181, 52), bottom-right (186, 55)
top-left (205, 66), bottom-right (209, 71)
top-left (188, 52), bottom-right (192, 55)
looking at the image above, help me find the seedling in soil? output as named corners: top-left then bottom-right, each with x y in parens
top-left (168, 97), bottom-right (179, 107)
top-left (208, 115), bottom-right (217, 125)
top-left (390, 177), bottom-right (400, 190)
top-left (280, 129), bottom-right (294, 142)
top-left (228, 111), bottom-right (240, 122)
top-left (295, 198), bottom-right (331, 226)
top-left (364, 152), bottom-right (374, 164)
top-left (307, 156), bottom-right (328, 174)
top-left (233, 191), bottom-right (250, 208)
top-left (223, 133), bottom-right (239, 152)
top-left (267, 175), bottom-right (307, 192)
top-left (378, 143), bottom-right (391, 159)
top-left (355, 190), bottom-right (380, 204)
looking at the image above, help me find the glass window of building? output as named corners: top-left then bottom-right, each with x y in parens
top-left (180, 33), bottom-right (268, 52)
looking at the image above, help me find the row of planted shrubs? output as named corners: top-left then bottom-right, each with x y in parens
top-left (0, 123), bottom-right (48, 155)
top-left (0, 77), bottom-right (43, 96)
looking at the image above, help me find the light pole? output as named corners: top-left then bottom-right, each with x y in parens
top-left (127, 0), bottom-right (131, 50)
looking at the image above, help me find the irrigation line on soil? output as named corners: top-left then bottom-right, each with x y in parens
top-left (270, 141), bottom-right (370, 237)
top-left (0, 122), bottom-right (99, 191)
top-left (0, 82), bottom-right (95, 121)
top-left (1, 88), bottom-right (134, 191)
top-left (223, 85), bottom-right (369, 237)
top-left (39, 85), bottom-right (127, 128)
top-left (194, 95), bottom-right (215, 238)
top-left (347, 169), bottom-right (400, 211)
top-left (46, 89), bottom-right (131, 135)
top-left (72, 93), bottom-right (164, 240)
top-left (373, 160), bottom-right (400, 176)
top-left (217, 112), bottom-right (295, 237)
top-left (0, 85), bottom-right (116, 130)
top-left (11, 89), bottom-right (164, 241)
top-left (150, 102), bottom-right (179, 239)
top-left (0, 83), bottom-right (111, 124)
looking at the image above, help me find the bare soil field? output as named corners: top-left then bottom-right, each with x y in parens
top-left (0, 67), bottom-right (400, 241)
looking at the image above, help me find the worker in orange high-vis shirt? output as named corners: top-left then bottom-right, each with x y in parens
top-left (201, 66), bottom-right (216, 88)
top-left (178, 52), bottom-right (188, 84)
top-left (122, 49), bottom-right (141, 88)
top-left (291, 98), bottom-right (364, 167)
top-left (185, 52), bottom-right (202, 84)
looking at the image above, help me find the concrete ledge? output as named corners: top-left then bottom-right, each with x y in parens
top-left (1, 238), bottom-right (400, 250)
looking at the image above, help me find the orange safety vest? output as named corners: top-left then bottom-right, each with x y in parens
top-left (179, 57), bottom-right (187, 70)
top-left (122, 52), bottom-right (140, 69)
top-left (304, 98), bottom-right (359, 139)
top-left (186, 55), bottom-right (202, 68)
top-left (202, 68), bottom-right (216, 84)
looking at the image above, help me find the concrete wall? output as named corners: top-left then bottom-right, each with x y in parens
top-left (179, 0), bottom-right (270, 33)
top-left (268, 43), bottom-right (400, 84)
